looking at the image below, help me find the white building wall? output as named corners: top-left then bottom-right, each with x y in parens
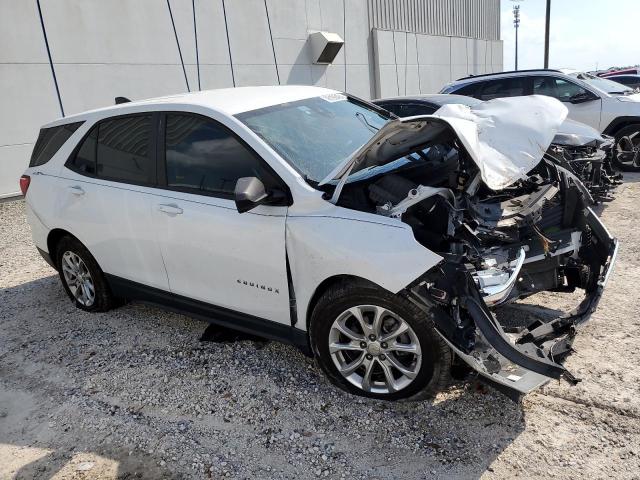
top-left (373, 29), bottom-right (503, 97)
top-left (0, 0), bottom-right (501, 198)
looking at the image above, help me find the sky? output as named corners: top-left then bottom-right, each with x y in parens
top-left (500, 0), bottom-right (639, 72)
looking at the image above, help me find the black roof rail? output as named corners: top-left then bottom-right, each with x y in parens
top-left (455, 69), bottom-right (562, 82)
top-left (115, 96), bottom-right (131, 105)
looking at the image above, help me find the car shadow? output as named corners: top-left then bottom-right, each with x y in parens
top-left (1, 274), bottom-right (526, 479)
top-left (618, 170), bottom-right (640, 184)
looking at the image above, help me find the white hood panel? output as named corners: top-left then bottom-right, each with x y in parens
top-left (321, 95), bottom-right (569, 193)
top-left (433, 95), bottom-right (568, 190)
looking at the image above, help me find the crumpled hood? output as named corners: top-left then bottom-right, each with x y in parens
top-left (553, 118), bottom-right (604, 147)
top-left (432, 95), bottom-right (568, 190)
top-left (320, 95), bottom-right (568, 192)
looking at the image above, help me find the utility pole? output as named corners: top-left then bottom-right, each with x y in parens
top-left (543, 0), bottom-right (551, 68)
top-left (513, 4), bottom-right (521, 70)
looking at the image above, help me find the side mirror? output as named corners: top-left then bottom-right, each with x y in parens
top-left (234, 177), bottom-right (268, 213)
top-left (569, 92), bottom-right (596, 104)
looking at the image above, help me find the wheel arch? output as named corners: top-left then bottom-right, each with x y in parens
top-left (47, 228), bottom-right (80, 267)
top-left (305, 274), bottom-right (384, 330)
top-left (602, 116), bottom-right (640, 136)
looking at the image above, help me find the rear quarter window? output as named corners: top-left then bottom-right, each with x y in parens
top-left (30, 122), bottom-right (83, 167)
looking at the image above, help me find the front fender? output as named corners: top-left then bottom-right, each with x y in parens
top-left (285, 214), bottom-right (442, 329)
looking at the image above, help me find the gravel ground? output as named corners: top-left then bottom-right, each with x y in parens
top-left (1, 174), bottom-right (639, 479)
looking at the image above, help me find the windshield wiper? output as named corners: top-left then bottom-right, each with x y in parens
top-left (355, 112), bottom-right (380, 134)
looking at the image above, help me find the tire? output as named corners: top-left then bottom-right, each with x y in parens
top-left (613, 124), bottom-right (640, 172)
top-left (309, 280), bottom-right (451, 401)
top-left (55, 236), bottom-right (117, 312)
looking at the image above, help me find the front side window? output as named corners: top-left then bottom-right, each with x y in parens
top-left (236, 95), bottom-right (390, 183)
top-left (478, 78), bottom-right (527, 100)
top-left (30, 122), bottom-right (83, 167)
top-left (164, 114), bottom-right (277, 196)
top-left (453, 81), bottom-right (486, 98)
top-left (66, 115), bottom-right (154, 184)
top-left (533, 76), bottom-right (588, 101)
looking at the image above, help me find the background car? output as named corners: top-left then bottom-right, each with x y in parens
top-left (604, 74), bottom-right (640, 90)
top-left (440, 69), bottom-right (640, 171)
top-left (599, 67), bottom-right (640, 78)
top-left (373, 94), bottom-right (622, 201)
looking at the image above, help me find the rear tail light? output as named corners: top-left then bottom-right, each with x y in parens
top-left (19, 175), bottom-right (31, 196)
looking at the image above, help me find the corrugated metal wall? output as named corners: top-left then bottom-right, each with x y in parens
top-left (368, 0), bottom-right (500, 40)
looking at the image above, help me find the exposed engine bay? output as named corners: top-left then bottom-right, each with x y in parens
top-left (548, 131), bottom-right (622, 203)
top-left (324, 111), bottom-right (618, 398)
top-left (336, 137), bottom-right (606, 305)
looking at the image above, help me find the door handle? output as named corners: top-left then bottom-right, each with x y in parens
top-left (67, 185), bottom-right (85, 196)
top-left (158, 203), bottom-right (183, 215)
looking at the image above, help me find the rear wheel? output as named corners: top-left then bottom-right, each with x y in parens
top-left (309, 281), bottom-right (451, 401)
top-left (55, 236), bottom-right (117, 312)
top-left (614, 124), bottom-right (640, 172)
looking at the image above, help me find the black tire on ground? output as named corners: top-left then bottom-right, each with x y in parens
top-left (613, 124), bottom-right (640, 172)
top-left (309, 280), bottom-right (452, 401)
top-left (55, 235), bottom-right (117, 312)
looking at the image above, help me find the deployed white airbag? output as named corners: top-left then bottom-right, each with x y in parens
top-left (434, 95), bottom-right (568, 190)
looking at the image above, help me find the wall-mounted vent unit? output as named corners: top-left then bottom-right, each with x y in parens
top-left (309, 31), bottom-right (344, 64)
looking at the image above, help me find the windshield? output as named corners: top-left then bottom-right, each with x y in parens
top-left (236, 95), bottom-right (390, 183)
top-left (570, 71), bottom-right (634, 94)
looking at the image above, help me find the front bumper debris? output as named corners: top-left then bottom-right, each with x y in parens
top-left (408, 209), bottom-right (618, 399)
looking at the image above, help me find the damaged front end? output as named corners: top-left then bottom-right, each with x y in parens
top-left (405, 197), bottom-right (617, 398)
top-left (322, 96), bottom-right (618, 398)
top-left (549, 119), bottom-right (622, 203)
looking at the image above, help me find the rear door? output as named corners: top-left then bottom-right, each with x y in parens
top-left (56, 114), bottom-right (169, 290)
top-left (149, 112), bottom-right (291, 324)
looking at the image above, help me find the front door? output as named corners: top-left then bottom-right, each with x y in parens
top-left (151, 112), bottom-right (291, 324)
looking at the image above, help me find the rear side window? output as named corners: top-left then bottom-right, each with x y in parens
top-left (30, 122), bottom-right (83, 167)
top-left (66, 115), bottom-right (155, 185)
top-left (379, 103), bottom-right (436, 117)
top-left (452, 81), bottom-right (486, 98)
top-left (478, 78), bottom-right (528, 100)
top-left (96, 115), bottom-right (154, 184)
top-left (164, 113), bottom-right (277, 197)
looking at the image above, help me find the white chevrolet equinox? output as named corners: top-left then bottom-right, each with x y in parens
top-left (22, 87), bottom-right (617, 401)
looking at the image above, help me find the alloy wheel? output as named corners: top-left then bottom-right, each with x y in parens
top-left (61, 251), bottom-right (96, 307)
top-left (616, 131), bottom-right (640, 167)
top-left (328, 305), bottom-right (422, 394)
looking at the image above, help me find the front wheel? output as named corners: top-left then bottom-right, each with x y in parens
top-left (614, 124), bottom-right (640, 172)
top-left (309, 281), bottom-right (451, 401)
